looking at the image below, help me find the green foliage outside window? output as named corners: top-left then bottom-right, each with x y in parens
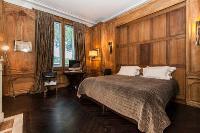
top-left (53, 22), bottom-right (75, 67)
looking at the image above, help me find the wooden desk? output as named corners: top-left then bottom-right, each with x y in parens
top-left (64, 71), bottom-right (85, 89)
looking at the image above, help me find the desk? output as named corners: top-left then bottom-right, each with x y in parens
top-left (64, 71), bottom-right (85, 89)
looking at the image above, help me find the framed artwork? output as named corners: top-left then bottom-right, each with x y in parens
top-left (14, 40), bottom-right (32, 52)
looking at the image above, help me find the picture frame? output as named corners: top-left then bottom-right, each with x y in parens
top-left (14, 40), bottom-right (32, 52)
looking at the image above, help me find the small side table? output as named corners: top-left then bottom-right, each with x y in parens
top-left (103, 68), bottom-right (112, 75)
top-left (64, 71), bottom-right (85, 89)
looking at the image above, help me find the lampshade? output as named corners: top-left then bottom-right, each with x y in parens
top-left (89, 50), bottom-right (98, 57)
top-left (1, 45), bottom-right (9, 52)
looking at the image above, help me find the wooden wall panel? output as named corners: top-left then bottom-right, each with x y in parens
top-left (88, 0), bottom-right (200, 106)
top-left (139, 44), bottom-right (151, 65)
top-left (2, 2), bottom-right (90, 95)
top-left (86, 23), bottom-right (102, 76)
top-left (190, 44), bottom-right (200, 73)
top-left (173, 68), bottom-right (186, 100)
top-left (119, 47), bottom-right (128, 65)
top-left (186, 0), bottom-right (200, 76)
top-left (104, 22), bottom-right (116, 70)
top-left (168, 38), bottom-right (186, 65)
top-left (85, 28), bottom-right (92, 73)
top-left (186, 0), bottom-right (200, 108)
top-left (169, 7), bottom-right (186, 36)
top-left (187, 79), bottom-right (200, 108)
top-left (152, 14), bottom-right (167, 39)
top-left (119, 27), bottom-right (128, 45)
top-left (116, 5), bottom-right (186, 102)
top-left (151, 41), bottom-right (167, 65)
top-left (188, 81), bottom-right (200, 102)
top-left (128, 45), bottom-right (139, 65)
top-left (89, 0), bottom-right (186, 75)
top-left (111, 0), bottom-right (185, 26)
top-left (3, 2), bottom-right (35, 95)
top-left (128, 23), bottom-right (139, 43)
top-left (138, 20), bottom-right (151, 42)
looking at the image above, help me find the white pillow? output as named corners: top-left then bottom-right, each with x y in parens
top-left (143, 66), bottom-right (176, 80)
top-left (117, 66), bottom-right (141, 76)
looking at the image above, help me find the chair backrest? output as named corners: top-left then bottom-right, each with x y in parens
top-left (42, 71), bottom-right (57, 80)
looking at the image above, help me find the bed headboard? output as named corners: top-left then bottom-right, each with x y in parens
top-left (115, 5), bottom-right (186, 101)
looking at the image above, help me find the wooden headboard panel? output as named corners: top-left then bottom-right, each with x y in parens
top-left (115, 4), bottom-right (186, 101)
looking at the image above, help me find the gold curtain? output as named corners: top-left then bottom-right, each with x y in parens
top-left (73, 22), bottom-right (87, 72)
top-left (33, 10), bottom-right (54, 93)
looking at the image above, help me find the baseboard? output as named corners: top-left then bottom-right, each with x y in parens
top-left (175, 98), bottom-right (186, 104)
top-left (186, 101), bottom-right (200, 108)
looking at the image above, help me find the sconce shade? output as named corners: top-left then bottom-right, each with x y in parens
top-left (1, 45), bottom-right (9, 52)
top-left (89, 50), bottom-right (98, 57)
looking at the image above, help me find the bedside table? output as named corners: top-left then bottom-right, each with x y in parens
top-left (103, 69), bottom-right (112, 75)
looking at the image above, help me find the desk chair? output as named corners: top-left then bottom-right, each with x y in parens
top-left (42, 71), bottom-right (58, 98)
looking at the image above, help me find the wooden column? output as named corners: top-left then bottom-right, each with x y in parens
top-left (0, 60), bottom-right (4, 122)
top-left (186, 0), bottom-right (200, 108)
top-left (0, 0), bottom-right (5, 122)
top-left (0, 0), bottom-right (4, 43)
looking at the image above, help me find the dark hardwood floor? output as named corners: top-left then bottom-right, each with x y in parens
top-left (3, 88), bottom-right (200, 133)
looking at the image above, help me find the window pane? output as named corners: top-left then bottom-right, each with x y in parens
top-left (65, 25), bottom-right (75, 67)
top-left (53, 22), bottom-right (62, 67)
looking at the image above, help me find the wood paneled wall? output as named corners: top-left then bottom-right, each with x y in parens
top-left (89, 0), bottom-right (187, 73)
top-left (116, 5), bottom-right (186, 102)
top-left (88, 0), bottom-right (189, 104)
top-left (88, 0), bottom-right (200, 107)
top-left (0, 2), bottom-right (89, 96)
top-left (2, 2), bottom-right (35, 95)
top-left (108, 0), bottom-right (185, 26)
top-left (186, 0), bottom-right (200, 108)
top-left (86, 23), bottom-right (103, 76)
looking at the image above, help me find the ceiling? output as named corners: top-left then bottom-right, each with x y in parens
top-left (5, 0), bottom-right (149, 26)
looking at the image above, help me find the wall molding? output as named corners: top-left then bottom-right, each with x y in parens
top-left (4, 0), bottom-right (96, 27)
top-left (4, 0), bottom-right (151, 27)
top-left (102, 0), bottom-right (149, 22)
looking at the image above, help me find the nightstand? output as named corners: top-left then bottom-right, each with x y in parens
top-left (103, 69), bottom-right (112, 76)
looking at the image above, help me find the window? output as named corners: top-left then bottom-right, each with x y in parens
top-left (53, 22), bottom-right (62, 67)
top-left (53, 22), bottom-right (75, 68)
top-left (65, 25), bottom-right (75, 66)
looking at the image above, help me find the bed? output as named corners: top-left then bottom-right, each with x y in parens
top-left (77, 75), bottom-right (177, 133)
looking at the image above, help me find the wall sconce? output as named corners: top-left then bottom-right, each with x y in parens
top-left (1, 45), bottom-right (9, 52)
top-left (1, 44), bottom-right (10, 73)
top-left (89, 50), bottom-right (98, 61)
top-left (196, 21), bottom-right (200, 46)
top-left (1, 44), bottom-right (10, 64)
top-left (108, 42), bottom-right (112, 54)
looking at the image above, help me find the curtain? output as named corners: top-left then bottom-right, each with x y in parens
top-left (33, 10), bottom-right (54, 93)
top-left (73, 22), bottom-right (87, 72)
